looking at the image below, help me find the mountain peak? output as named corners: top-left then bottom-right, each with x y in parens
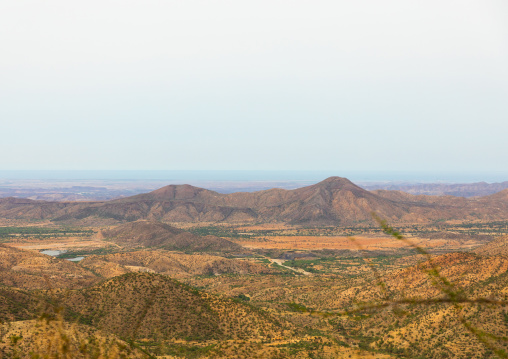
top-left (320, 176), bottom-right (353, 183)
top-left (314, 176), bottom-right (357, 189)
top-left (147, 184), bottom-right (208, 200)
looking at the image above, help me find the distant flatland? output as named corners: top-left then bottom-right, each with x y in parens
top-left (363, 180), bottom-right (508, 197)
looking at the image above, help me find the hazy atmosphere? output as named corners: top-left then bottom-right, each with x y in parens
top-left (1, 0), bottom-right (507, 173)
top-left (3, 3), bottom-right (508, 358)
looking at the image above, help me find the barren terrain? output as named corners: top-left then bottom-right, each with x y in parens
top-left (238, 235), bottom-right (464, 251)
top-left (1, 179), bottom-right (508, 358)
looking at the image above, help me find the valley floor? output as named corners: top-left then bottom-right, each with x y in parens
top-left (1, 220), bottom-right (508, 358)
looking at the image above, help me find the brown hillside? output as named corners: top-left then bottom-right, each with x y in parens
top-left (354, 252), bottom-right (508, 358)
top-left (62, 272), bottom-right (288, 341)
top-left (0, 197), bottom-right (69, 220)
top-left (80, 250), bottom-right (273, 279)
top-left (267, 250), bottom-right (508, 359)
top-left (290, 251), bottom-right (508, 313)
top-left (381, 252), bottom-right (508, 298)
top-left (0, 288), bottom-right (43, 322)
top-left (0, 244), bottom-right (98, 290)
top-left (473, 234), bottom-right (508, 256)
top-left (342, 252), bottom-right (508, 305)
top-left (101, 220), bottom-right (243, 252)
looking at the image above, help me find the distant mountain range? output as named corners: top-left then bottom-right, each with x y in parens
top-left (361, 181), bottom-right (508, 197)
top-left (1, 176), bottom-right (508, 225)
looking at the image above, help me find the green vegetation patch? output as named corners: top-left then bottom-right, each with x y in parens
top-left (276, 339), bottom-right (332, 355)
top-left (0, 226), bottom-right (93, 240)
top-left (137, 342), bottom-right (217, 358)
top-left (286, 302), bottom-right (311, 313)
top-left (188, 226), bottom-right (253, 239)
top-left (282, 255), bottom-right (411, 276)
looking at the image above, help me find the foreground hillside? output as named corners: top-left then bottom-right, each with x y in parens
top-left (0, 319), bottom-right (147, 358)
top-left (359, 249), bottom-right (508, 358)
top-left (62, 272), bottom-right (288, 342)
top-left (0, 287), bottom-right (44, 323)
top-left (178, 234), bottom-right (508, 359)
top-left (1, 177), bottom-right (508, 225)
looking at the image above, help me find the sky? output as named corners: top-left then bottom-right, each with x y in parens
top-left (1, 0), bottom-right (507, 175)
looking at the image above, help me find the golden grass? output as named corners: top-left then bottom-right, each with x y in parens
top-left (239, 235), bottom-right (448, 250)
top-left (0, 318), bottom-right (146, 358)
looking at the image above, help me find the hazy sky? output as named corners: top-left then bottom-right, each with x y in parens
top-left (1, 1), bottom-right (507, 173)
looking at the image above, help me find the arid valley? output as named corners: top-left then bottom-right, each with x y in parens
top-left (1, 177), bottom-right (508, 358)
top-left (3, 1), bottom-right (507, 357)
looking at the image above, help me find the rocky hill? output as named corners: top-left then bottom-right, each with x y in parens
top-left (62, 272), bottom-right (288, 342)
top-left (0, 244), bottom-right (98, 290)
top-left (64, 177), bottom-right (414, 225)
top-left (99, 220), bottom-right (243, 252)
top-left (80, 250), bottom-right (273, 279)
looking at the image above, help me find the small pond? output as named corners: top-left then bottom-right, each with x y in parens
top-left (40, 250), bottom-right (85, 262)
top-left (41, 249), bottom-right (66, 256)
